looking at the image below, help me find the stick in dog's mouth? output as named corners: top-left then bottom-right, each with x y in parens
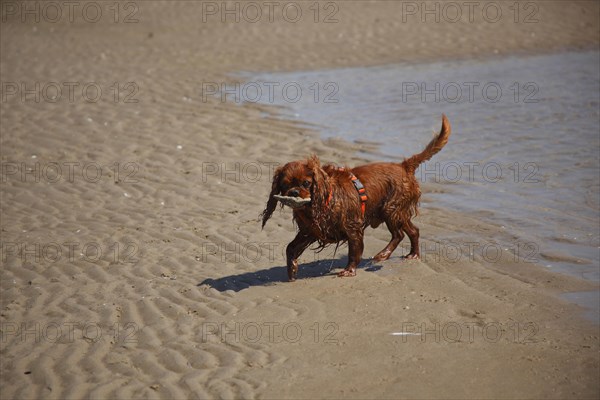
top-left (273, 195), bottom-right (311, 209)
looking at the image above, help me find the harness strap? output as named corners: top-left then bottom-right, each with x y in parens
top-left (349, 173), bottom-right (368, 215)
top-left (325, 167), bottom-right (368, 215)
top-left (349, 172), bottom-right (367, 215)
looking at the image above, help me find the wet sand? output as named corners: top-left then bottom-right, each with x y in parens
top-left (1, 1), bottom-right (599, 399)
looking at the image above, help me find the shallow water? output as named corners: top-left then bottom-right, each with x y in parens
top-left (243, 51), bottom-right (600, 290)
top-left (562, 291), bottom-right (600, 325)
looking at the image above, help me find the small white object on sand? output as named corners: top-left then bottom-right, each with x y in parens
top-left (389, 332), bottom-right (421, 336)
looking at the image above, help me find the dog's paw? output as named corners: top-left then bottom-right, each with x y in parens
top-left (337, 269), bottom-right (356, 277)
top-left (373, 252), bottom-right (392, 262)
top-left (404, 253), bottom-right (420, 260)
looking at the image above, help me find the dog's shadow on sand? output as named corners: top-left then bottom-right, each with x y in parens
top-left (198, 258), bottom-right (383, 292)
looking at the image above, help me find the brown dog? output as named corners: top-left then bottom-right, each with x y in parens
top-left (261, 115), bottom-right (451, 281)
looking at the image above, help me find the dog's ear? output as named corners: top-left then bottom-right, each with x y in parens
top-left (261, 166), bottom-right (283, 228)
top-left (307, 155), bottom-right (330, 215)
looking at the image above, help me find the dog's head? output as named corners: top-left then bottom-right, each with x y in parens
top-left (261, 155), bottom-right (330, 228)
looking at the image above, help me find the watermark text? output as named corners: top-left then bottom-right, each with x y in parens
top-left (201, 321), bottom-right (339, 344)
top-left (201, 81), bottom-right (339, 104)
top-left (1, 321), bottom-right (138, 344)
top-left (1, 82), bottom-right (139, 103)
top-left (395, 321), bottom-right (539, 343)
top-left (2, 241), bottom-right (141, 264)
top-left (1, 1), bottom-right (139, 23)
top-left (201, 1), bottom-right (339, 23)
top-left (401, 2), bottom-right (539, 23)
top-left (1, 161), bottom-right (139, 184)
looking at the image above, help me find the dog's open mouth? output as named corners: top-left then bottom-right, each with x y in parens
top-left (273, 195), bottom-right (311, 209)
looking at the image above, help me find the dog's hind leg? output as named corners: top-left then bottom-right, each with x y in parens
top-left (373, 220), bottom-right (405, 262)
top-left (403, 220), bottom-right (420, 259)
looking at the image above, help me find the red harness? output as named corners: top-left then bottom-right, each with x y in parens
top-left (325, 168), bottom-right (368, 215)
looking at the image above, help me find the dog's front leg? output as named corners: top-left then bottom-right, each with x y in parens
top-left (286, 232), bottom-right (313, 282)
top-left (338, 233), bottom-right (364, 277)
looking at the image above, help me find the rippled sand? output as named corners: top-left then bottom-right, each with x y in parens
top-left (1, 2), bottom-right (599, 399)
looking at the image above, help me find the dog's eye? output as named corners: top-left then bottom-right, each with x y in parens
top-left (302, 180), bottom-right (311, 188)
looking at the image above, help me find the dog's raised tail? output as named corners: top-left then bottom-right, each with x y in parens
top-left (402, 114), bottom-right (451, 173)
